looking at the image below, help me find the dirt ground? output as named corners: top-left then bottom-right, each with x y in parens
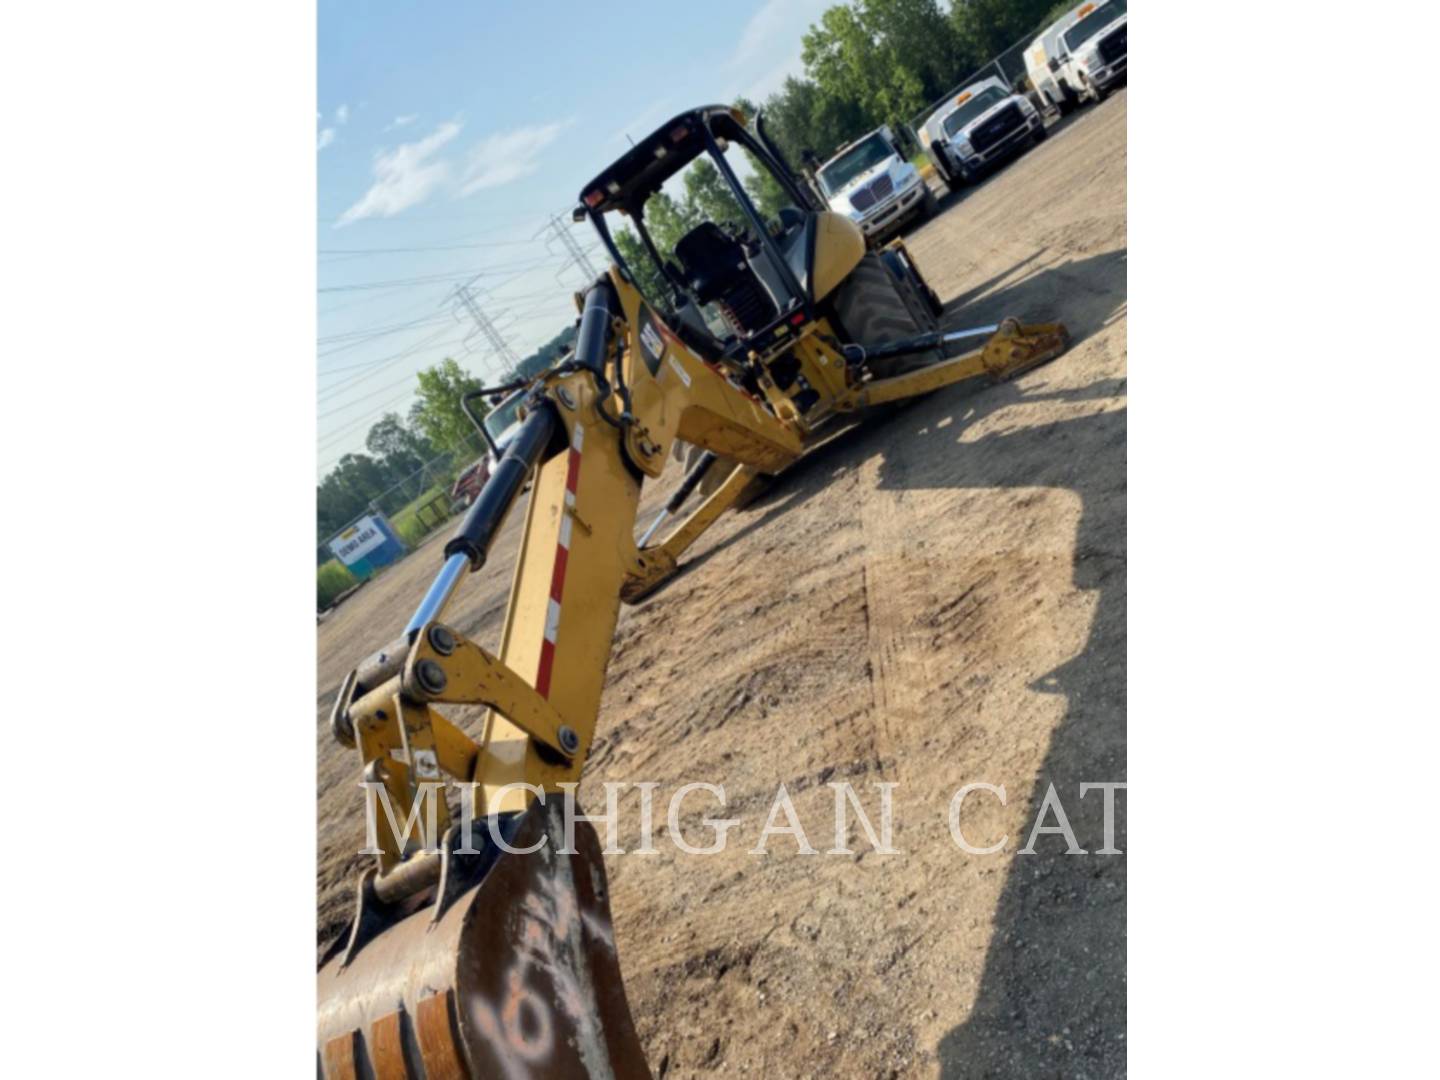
top-left (317, 90), bottom-right (1126, 1079)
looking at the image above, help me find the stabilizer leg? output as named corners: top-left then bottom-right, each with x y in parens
top-left (840, 318), bottom-right (1071, 409)
top-left (622, 460), bottom-right (761, 604)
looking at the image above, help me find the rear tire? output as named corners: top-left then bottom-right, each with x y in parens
top-left (831, 252), bottom-right (941, 378)
top-left (920, 185), bottom-right (937, 219)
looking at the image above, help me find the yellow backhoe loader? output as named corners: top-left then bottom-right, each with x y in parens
top-left (317, 105), bottom-right (1067, 1078)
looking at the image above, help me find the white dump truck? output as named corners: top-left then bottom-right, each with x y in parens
top-left (1025, 0), bottom-right (1128, 112)
top-left (814, 125), bottom-right (936, 243)
top-left (918, 75), bottom-right (1046, 192)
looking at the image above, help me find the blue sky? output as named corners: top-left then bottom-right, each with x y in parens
top-left (317, 0), bottom-right (830, 476)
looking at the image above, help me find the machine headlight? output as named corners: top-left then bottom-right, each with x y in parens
top-left (1085, 51), bottom-right (1104, 71)
top-left (951, 138), bottom-right (973, 159)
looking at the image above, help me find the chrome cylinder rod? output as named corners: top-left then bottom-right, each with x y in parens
top-left (638, 510), bottom-right (669, 548)
top-left (404, 551), bottom-right (471, 637)
top-left (941, 323), bottom-right (999, 343)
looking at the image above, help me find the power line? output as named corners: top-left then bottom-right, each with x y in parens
top-left (452, 280), bottom-right (519, 380)
top-left (318, 323), bottom-right (464, 399)
top-left (318, 237), bottom-right (540, 257)
top-left (318, 366), bottom-right (439, 420)
top-left (316, 254), bottom-right (558, 294)
top-left (541, 213), bottom-right (602, 282)
top-left (318, 392), bottom-right (420, 454)
top-left (318, 312), bottom-right (454, 353)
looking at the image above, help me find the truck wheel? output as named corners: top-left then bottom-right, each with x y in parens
top-left (1032, 123), bottom-right (1049, 144)
top-left (831, 252), bottom-right (942, 378)
top-left (1058, 82), bottom-right (1080, 114)
top-left (920, 185), bottom-right (938, 218)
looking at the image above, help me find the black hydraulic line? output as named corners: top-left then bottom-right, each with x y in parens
top-left (443, 400), bottom-right (560, 570)
top-left (842, 324), bottom-right (1000, 366)
top-left (842, 331), bottom-right (946, 365)
top-left (667, 451), bottom-right (717, 513)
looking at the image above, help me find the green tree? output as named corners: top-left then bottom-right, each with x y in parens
top-left (614, 189), bottom-right (699, 308)
top-left (951, 0), bottom-right (1063, 67)
top-left (365, 412), bottom-right (434, 478)
top-left (802, 0), bottom-right (963, 138)
top-left (759, 75), bottom-right (871, 172)
top-left (513, 324), bottom-right (578, 380)
top-left (317, 451), bottom-right (391, 539)
top-left (733, 95), bottom-right (799, 219)
top-left (411, 358), bottom-right (486, 452)
top-left (683, 158), bottom-right (748, 235)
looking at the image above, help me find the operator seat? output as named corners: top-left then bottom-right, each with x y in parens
top-left (674, 222), bottom-right (778, 336)
top-left (674, 222), bottom-right (748, 303)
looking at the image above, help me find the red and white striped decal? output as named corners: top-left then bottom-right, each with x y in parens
top-left (535, 423), bottom-right (584, 698)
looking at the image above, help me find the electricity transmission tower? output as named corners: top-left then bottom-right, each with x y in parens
top-left (542, 213), bottom-right (601, 283)
top-left (452, 279), bottom-right (519, 380)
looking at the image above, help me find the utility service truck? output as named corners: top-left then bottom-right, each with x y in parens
top-left (1025, 0), bottom-right (1128, 111)
top-left (1052, 0), bottom-right (1127, 103)
top-left (919, 75), bottom-right (1047, 192)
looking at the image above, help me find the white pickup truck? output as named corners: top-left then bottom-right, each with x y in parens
top-left (1052, 0), bottom-right (1128, 104)
top-left (814, 125), bottom-right (936, 243)
top-left (919, 75), bottom-right (1046, 191)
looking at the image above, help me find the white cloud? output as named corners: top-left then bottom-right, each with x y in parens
top-left (729, 0), bottom-right (827, 69)
top-left (335, 104), bottom-right (350, 125)
top-left (457, 120), bottom-right (569, 196)
top-left (335, 121), bottom-right (462, 226)
top-left (386, 114), bottom-right (419, 131)
top-left (725, 0), bottom-right (828, 101)
top-left (317, 127), bottom-right (336, 152)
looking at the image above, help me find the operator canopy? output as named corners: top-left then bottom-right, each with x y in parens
top-left (575, 105), bottom-right (825, 353)
top-left (579, 106), bottom-right (753, 215)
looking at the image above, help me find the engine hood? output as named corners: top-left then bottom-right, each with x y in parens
top-left (949, 97), bottom-right (1023, 143)
top-left (826, 157), bottom-right (919, 216)
top-left (1076, 13), bottom-right (1127, 60)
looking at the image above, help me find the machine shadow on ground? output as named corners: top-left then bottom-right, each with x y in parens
top-left (881, 377), bottom-right (1126, 1079)
top-left (633, 246), bottom-right (1128, 1076)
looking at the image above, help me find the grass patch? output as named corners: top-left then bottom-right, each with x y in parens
top-left (318, 559), bottom-right (358, 611)
top-left (391, 484), bottom-right (455, 548)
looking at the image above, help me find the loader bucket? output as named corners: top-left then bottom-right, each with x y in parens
top-left (317, 797), bottom-right (650, 1079)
